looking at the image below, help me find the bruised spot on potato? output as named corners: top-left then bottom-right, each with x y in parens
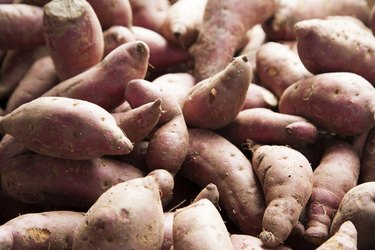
top-left (267, 67), bottom-right (278, 77)
top-left (26, 228), bottom-right (51, 243)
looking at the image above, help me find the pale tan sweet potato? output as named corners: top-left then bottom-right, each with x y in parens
top-left (191, 0), bottom-right (276, 81)
top-left (231, 234), bottom-right (292, 250)
top-left (252, 145), bottom-right (313, 247)
top-left (43, 0), bottom-right (104, 81)
top-left (330, 182), bottom-right (375, 250)
top-left (173, 199), bottom-right (234, 250)
top-left (72, 170), bottom-right (172, 250)
top-left (182, 56), bottom-right (252, 130)
top-left (305, 141), bottom-right (360, 245)
top-left (1, 153), bottom-right (144, 209)
top-left (43, 41), bottom-right (149, 111)
top-left (263, 0), bottom-right (370, 41)
top-left (0, 211), bottom-right (84, 250)
top-left (316, 221), bottom-right (357, 250)
top-left (0, 4), bottom-right (44, 49)
top-left (279, 72), bottom-right (375, 136)
top-left (0, 96), bottom-right (133, 159)
top-left (180, 128), bottom-right (265, 236)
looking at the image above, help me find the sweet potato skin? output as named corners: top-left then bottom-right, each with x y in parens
top-left (0, 97), bottom-right (133, 159)
top-left (279, 72), bottom-right (375, 136)
top-left (305, 141), bottom-right (360, 245)
top-left (316, 221), bottom-right (357, 250)
top-left (103, 26), bottom-right (136, 57)
top-left (180, 128), bottom-right (265, 236)
top-left (330, 182), bottom-right (375, 250)
top-left (1, 153), bottom-right (144, 209)
top-left (252, 145), bottom-right (313, 247)
top-left (0, 211), bottom-right (84, 250)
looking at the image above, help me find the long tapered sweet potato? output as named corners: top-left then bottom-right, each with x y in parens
top-left (0, 4), bottom-right (44, 49)
top-left (190, 0), bottom-right (276, 81)
top-left (43, 0), bottom-right (104, 81)
top-left (330, 182), bottom-right (375, 250)
top-left (43, 41), bottom-right (149, 111)
top-left (0, 211), bottom-right (84, 250)
top-left (1, 153), bottom-right (144, 209)
top-left (161, 0), bottom-right (207, 48)
top-left (0, 96), bottom-right (133, 159)
top-left (252, 145), bottom-right (313, 247)
top-left (304, 141), bottom-right (360, 245)
top-left (217, 108), bottom-right (318, 147)
top-left (180, 128), bottom-right (265, 236)
top-left (72, 170), bottom-right (172, 250)
top-left (263, 0), bottom-right (369, 41)
top-left (86, 0), bottom-right (132, 30)
top-left (125, 79), bottom-right (189, 175)
top-left (5, 55), bottom-right (59, 113)
top-left (256, 42), bottom-right (312, 98)
top-left (182, 55), bottom-right (251, 130)
top-left (279, 72), bottom-right (375, 136)
top-left (173, 199), bottom-right (234, 250)
top-left (295, 16), bottom-right (375, 85)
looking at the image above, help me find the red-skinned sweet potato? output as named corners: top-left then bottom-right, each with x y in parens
top-left (305, 140), bottom-right (360, 245)
top-left (103, 26), bottom-right (136, 57)
top-left (0, 4), bottom-right (44, 49)
top-left (5, 55), bottom-right (59, 113)
top-left (72, 170), bottom-right (172, 250)
top-left (190, 0), bottom-right (276, 81)
top-left (252, 145), bottom-right (313, 247)
top-left (43, 41), bottom-right (149, 111)
top-left (360, 127), bottom-right (375, 182)
top-left (180, 128), bottom-right (265, 236)
top-left (330, 182), bottom-right (375, 250)
top-left (43, 0), bottom-right (104, 81)
top-left (295, 16), bottom-right (375, 84)
top-left (279, 72), bottom-right (375, 136)
top-left (0, 96), bottom-right (133, 159)
top-left (182, 55), bottom-right (251, 130)
top-left (242, 83), bottom-right (278, 110)
top-left (262, 0), bottom-right (370, 41)
top-left (0, 211), bottom-right (84, 250)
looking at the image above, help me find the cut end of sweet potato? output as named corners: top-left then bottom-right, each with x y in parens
top-left (44, 0), bottom-right (87, 20)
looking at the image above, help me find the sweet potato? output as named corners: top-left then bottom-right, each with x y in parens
top-left (218, 108), bottom-right (318, 147)
top-left (182, 55), bottom-right (251, 130)
top-left (0, 211), bottom-right (84, 250)
top-left (0, 46), bottom-right (47, 100)
top-left (147, 168), bottom-right (175, 208)
top-left (252, 145), bottom-right (313, 247)
top-left (230, 234), bottom-right (292, 250)
top-left (72, 170), bottom-right (171, 250)
top-left (262, 0), bottom-right (370, 41)
top-left (132, 26), bottom-right (192, 71)
top-left (279, 72), bottom-right (375, 136)
top-left (0, 134), bottom-right (28, 169)
top-left (330, 182), bottom-right (375, 250)
top-left (5, 55), bottom-right (59, 113)
top-left (180, 128), bottom-right (265, 236)
top-left (125, 79), bottom-right (189, 175)
top-left (0, 96), bottom-right (133, 160)
top-left (86, 0), bottom-right (132, 30)
top-left (43, 41), bottom-right (149, 111)
top-left (242, 83), bottom-right (278, 110)
top-left (316, 221), bottom-right (357, 250)
top-left (103, 25), bottom-right (136, 57)
top-left (360, 127), bottom-right (375, 182)
top-left (256, 42), bottom-right (313, 98)
top-left (161, 0), bottom-right (207, 48)
top-left (1, 153), bottom-right (144, 209)
top-left (129, 0), bottom-right (170, 32)
top-left (295, 16), bottom-right (375, 84)
top-left (112, 99), bottom-right (161, 144)
top-left (173, 199), bottom-right (233, 250)
top-left (190, 0), bottom-right (276, 81)
top-left (305, 141), bottom-right (360, 245)
top-left (43, 0), bottom-right (104, 81)
top-left (0, 4), bottom-right (44, 49)
top-left (152, 72), bottom-right (195, 108)
top-left (161, 212), bottom-right (174, 250)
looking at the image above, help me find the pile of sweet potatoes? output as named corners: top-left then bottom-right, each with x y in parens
top-left (2, 0), bottom-right (375, 249)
